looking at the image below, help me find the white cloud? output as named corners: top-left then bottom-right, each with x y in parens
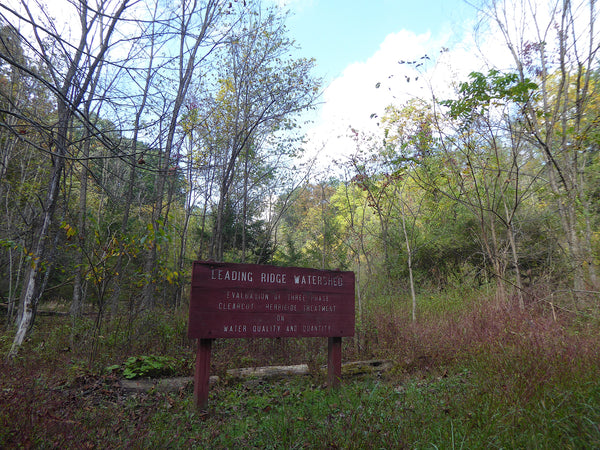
top-left (301, 20), bottom-right (517, 176)
top-left (302, 30), bottom-right (466, 172)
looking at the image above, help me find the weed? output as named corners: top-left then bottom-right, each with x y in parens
top-left (2, 285), bottom-right (600, 448)
top-left (120, 355), bottom-right (177, 379)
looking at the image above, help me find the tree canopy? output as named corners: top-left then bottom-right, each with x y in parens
top-left (1, 0), bottom-right (599, 356)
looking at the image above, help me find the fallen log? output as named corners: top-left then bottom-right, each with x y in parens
top-left (119, 359), bottom-right (393, 394)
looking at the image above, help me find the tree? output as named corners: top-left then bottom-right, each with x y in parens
top-left (1, 0), bottom-right (131, 356)
top-left (438, 69), bottom-right (540, 307)
top-left (0, 23), bottom-right (53, 324)
top-left (140, 0), bottom-right (227, 309)
top-left (483, 0), bottom-right (600, 296)
top-left (274, 180), bottom-right (350, 270)
top-left (188, 8), bottom-right (320, 262)
top-left (347, 129), bottom-right (397, 286)
top-left (106, 1), bottom-right (164, 316)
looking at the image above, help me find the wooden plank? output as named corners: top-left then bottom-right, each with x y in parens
top-left (188, 310), bottom-right (354, 338)
top-left (189, 287), bottom-right (356, 314)
top-left (188, 262), bottom-right (355, 339)
top-left (191, 262), bottom-right (354, 293)
top-left (187, 261), bottom-right (356, 409)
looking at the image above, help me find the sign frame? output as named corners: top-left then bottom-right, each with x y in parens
top-left (187, 261), bottom-right (355, 408)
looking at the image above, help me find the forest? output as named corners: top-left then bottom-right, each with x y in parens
top-left (1, 0), bottom-right (600, 447)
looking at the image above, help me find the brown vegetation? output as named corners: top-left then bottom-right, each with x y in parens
top-left (2, 283), bottom-right (598, 447)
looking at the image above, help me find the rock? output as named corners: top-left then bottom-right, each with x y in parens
top-left (341, 359), bottom-right (394, 376)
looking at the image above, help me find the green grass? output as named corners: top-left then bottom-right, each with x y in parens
top-left (4, 357), bottom-right (598, 449)
top-left (140, 365), bottom-right (600, 449)
top-left (2, 290), bottom-right (600, 448)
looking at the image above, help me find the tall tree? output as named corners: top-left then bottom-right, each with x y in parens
top-left (1, 0), bottom-right (131, 356)
top-left (484, 0), bottom-right (600, 294)
top-left (106, 1), bottom-right (163, 316)
top-left (140, 0), bottom-right (227, 309)
top-left (0, 23), bottom-right (52, 323)
top-left (189, 8), bottom-right (320, 262)
top-left (438, 70), bottom-right (541, 307)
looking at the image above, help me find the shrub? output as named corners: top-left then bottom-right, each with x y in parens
top-left (121, 355), bottom-right (177, 379)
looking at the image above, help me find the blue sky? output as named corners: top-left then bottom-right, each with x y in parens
top-left (269, 0), bottom-right (484, 169)
top-left (283, 0), bottom-right (476, 82)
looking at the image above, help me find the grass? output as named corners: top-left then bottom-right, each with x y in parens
top-left (2, 285), bottom-right (600, 448)
top-left (4, 365), bottom-right (597, 448)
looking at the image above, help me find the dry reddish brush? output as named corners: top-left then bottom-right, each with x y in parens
top-left (1, 285), bottom-right (599, 448)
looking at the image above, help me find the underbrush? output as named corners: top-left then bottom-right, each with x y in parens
top-left (2, 356), bottom-right (598, 448)
top-left (1, 284), bottom-right (600, 448)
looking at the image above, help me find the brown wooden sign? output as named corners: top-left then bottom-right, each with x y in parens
top-left (188, 261), bottom-right (355, 339)
top-left (187, 261), bottom-right (355, 409)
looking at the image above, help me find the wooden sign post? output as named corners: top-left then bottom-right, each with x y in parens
top-left (188, 261), bottom-right (355, 409)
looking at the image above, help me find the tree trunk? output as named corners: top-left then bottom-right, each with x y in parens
top-left (142, 0), bottom-right (221, 308)
top-left (71, 121), bottom-right (92, 319)
top-left (400, 201), bottom-right (417, 322)
top-left (241, 146), bottom-right (249, 263)
top-left (490, 0), bottom-right (598, 295)
top-left (7, 0), bottom-right (131, 356)
top-left (10, 133), bottom-right (65, 356)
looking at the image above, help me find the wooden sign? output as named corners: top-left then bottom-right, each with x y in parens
top-left (188, 261), bottom-right (355, 339)
top-left (187, 261), bottom-right (355, 409)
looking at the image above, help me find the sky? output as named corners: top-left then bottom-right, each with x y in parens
top-left (284, 0), bottom-right (476, 82)
top-left (269, 0), bottom-right (496, 173)
top-left (6, 0), bottom-right (501, 175)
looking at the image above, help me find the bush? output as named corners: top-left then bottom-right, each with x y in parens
top-left (120, 355), bottom-right (177, 379)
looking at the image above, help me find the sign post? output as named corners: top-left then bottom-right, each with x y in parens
top-left (193, 338), bottom-right (212, 409)
top-left (187, 261), bottom-right (355, 408)
top-left (328, 336), bottom-right (342, 387)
